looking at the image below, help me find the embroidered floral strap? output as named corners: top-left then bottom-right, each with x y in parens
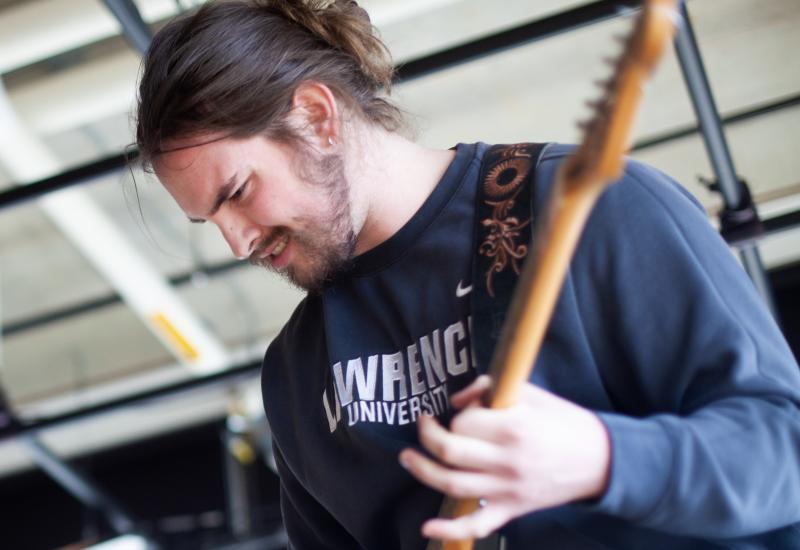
top-left (471, 143), bottom-right (547, 373)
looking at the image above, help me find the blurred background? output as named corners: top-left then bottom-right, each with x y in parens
top-left (0, 0), bottom-right (798, 548)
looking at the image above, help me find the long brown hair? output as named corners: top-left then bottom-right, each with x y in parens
top-left (135, 0), bottom-right (403, 165)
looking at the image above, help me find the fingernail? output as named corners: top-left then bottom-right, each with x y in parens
top-left (399, 452), bottom-right (410, 469)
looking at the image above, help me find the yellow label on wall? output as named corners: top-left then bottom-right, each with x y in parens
top-left (151, 313), bottom-right (200, 362)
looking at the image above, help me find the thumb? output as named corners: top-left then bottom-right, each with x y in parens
top-left (450, 375), bottom-right (492, 410)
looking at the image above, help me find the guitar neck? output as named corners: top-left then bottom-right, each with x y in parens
top-left (484, 173), bottom-right (606, 409)
top-left (435, 171), bottom-right (608, 550)
top-left (429, 1), bottom-right (678, 548)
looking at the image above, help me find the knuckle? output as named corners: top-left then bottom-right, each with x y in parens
top-left (473, 522), bottom-right (492, 539)
top-left (423, 433), bottom-right (445, 458)
top-left (452, 409), bottom-right (482, 435)
top-left (427, 437), bottom-right (443, 457)
top-left (441, 478), bottom-right (461, 497)
top-left (504, 454), bottom-right (525, 478)
top-left (510, 479), bottom-right (535, 504)
top-left (501, 422), bottom-right (524, 445)
top-left (450, 414), bottom-right (468, 434)
top-left (438, 443), bottom-right (460, 465)
top-left (512, 483), bottom-right (529, 502)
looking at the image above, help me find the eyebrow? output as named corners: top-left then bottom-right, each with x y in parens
top-left (187, 172), bottom-right (238, 223)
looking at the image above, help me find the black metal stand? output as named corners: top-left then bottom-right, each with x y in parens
top-left (100, 0), bottom-right (152, 55)
top-left (673, 0), bottom-right (777, 317)
top-left (221, 419), bottom-right (255, 540)
top-left (21, 434), bottom-right (141, 535)
top-left (1, 383), bottom-right (159, 547)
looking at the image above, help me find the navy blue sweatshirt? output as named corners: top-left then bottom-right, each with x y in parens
top-left (262, 142), bottom-right (800, 549)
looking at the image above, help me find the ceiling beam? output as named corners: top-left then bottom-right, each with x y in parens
top-left (395, 0), bottom-right (639, 81)
top-left (0, 360), bottom-right (261, 443)
top-left (3, 92), bottom-right (799, 213)
top-left (0, 0), bottom-right (179, 74)
top-left (0, 82), bottom-right (232, 374)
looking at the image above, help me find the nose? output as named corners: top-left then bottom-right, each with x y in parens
top-left (215, 211), bottom-right (260, 260)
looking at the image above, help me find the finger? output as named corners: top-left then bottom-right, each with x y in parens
top-left (517, 382), bottom-right (576, 410)
top-left (422, 501), bottom-right (512, 541)
top-left (450, 375), bottom-right (491, 409)
top-left (518, 381), bottom-right (553, 402)
top-left (417, 414), bottom-right (506, 471)
top-left (399, 448), bottom-right (507, 499)
top-left (449, 406), bottom-right (522, 445)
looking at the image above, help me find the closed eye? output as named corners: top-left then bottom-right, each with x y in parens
top-left (230, 177), bottom-right (250, 202)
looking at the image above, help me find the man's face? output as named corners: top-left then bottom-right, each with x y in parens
top-left (155, 134), bottom-right (356, 292)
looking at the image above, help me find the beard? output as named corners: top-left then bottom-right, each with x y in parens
top-left (249, 148), bottom-right (356, 293)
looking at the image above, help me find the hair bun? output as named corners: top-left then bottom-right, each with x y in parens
top-left (136, 0), bottom-right (405, 165)
top-left (262, 0), bottom-right (394, 91)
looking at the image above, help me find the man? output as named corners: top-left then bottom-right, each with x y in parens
top-left (136, 1), bottom-right (800, 548)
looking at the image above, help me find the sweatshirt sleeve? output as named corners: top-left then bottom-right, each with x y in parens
top-left (273, 442), bottom-right (362, 549)
top-left (568, 158), bottom-right (800, 537)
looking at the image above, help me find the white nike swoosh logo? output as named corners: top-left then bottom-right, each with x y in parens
top-left (456, 280), bottom-right (473, 297)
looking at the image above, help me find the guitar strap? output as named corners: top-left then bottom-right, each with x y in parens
top-left (471, 142), bottom-right (548, 374)
top-left (461, 142), bottom-right (547, 550)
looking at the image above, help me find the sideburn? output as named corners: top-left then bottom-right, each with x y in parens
top-left (272, 144), bottom-right (357, 293)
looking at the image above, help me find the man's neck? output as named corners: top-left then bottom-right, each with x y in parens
top-left (348, 128), bottom-right (456, 256)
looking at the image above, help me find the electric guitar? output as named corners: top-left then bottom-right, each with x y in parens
top-left (427, 1), bottom-right (679, 548)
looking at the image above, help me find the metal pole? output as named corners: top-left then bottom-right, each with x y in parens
top-left (21, 433), bottom-right (162, 548)
top-left (3, 374), bottom-right (150, 543)
top-left (20, 429), bottom-right (161, 547)
top-left (221, 414), bottom-right (256, 540)
top-left (100, 0), bottom-right (152, 55)
top-left (673, 0), bottom-right (777, 316)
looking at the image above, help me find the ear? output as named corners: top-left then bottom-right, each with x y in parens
top-left (289, 82), bottom-right (340, 149)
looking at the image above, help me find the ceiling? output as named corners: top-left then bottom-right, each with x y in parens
top-left (0, 0), bottom-right (798, 477)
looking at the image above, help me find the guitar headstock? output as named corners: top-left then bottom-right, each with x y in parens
top-left (564, 0), bottom-right (679, 187)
